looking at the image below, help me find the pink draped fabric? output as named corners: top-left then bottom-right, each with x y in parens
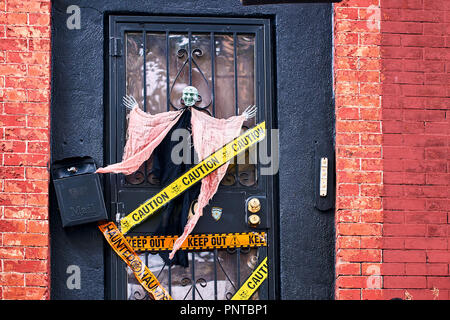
top-left (96, 107), bottom-right (183, 175)
top-left (96, 106), bottom-right (246, 260)
top-left (169, 109), bottom-right (245, 259)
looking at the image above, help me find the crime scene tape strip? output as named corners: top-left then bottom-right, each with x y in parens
top-left (231, 257), bottom-right (268, 300)
top-left (126, 232), bottom-right (267, 252)
top-left (98, 221), bottom-right (172, 300)
top-left (120, 121), bottom-right (266, 234)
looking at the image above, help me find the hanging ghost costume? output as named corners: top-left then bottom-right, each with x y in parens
top-left (97, 89), bottom-right (252, 263)
top-left (96, 106), bottom-right (183, 175)
top-left (169, 108), bottom-right (245, 259)
top-left (151, 108), bottom-right (201, 266)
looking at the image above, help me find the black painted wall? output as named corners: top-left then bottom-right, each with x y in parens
top-left (50, 0), bottom-right (335, 300)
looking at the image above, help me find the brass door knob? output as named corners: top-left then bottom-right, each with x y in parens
top-left (248, 214), bottom-right (261, 226)
top-left (247, 198), bottom-right (261, 213)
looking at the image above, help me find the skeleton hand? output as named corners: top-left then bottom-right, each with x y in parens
top-left (242, 105), bottom-right (257, 120)
top-left (123, 95), bottom-right (138, 110)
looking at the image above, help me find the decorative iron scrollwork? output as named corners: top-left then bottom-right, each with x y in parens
top-left (123, 33), bottom-right (258, 188)
top-left (170, 47), bottom-right (212, 111)
top-left (133, 290), bottom-right (149, 300)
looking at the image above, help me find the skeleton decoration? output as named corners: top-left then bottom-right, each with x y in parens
top-left (97, 85), bottom-right (257, 264)
top-left (181, 86), bottom-right (200, 107)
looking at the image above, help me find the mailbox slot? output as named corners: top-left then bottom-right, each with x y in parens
top-left (51, 156), bottom-right (108, 227)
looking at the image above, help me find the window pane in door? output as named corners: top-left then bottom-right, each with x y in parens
top-left (237, 34), bottom-right (256, 128)
top-left (214, 34), bottom-right (236, 119)
top-left (126, 33), bottom-right (144, 111)
top-left (124, 33), bottom-right (146, 185)
top-left (145, 32), bottom-right (167, 114)
top-left (237, 34), bottom-right (257, 186)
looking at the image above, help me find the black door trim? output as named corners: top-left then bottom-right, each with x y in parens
top-left (105, 14), bottom-right (279, 300)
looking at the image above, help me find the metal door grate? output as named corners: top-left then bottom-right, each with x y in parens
top-left (122, 30), bottom-right (258, 189)
top-left (127, 248), bottom-right (266, 300)
top-left (107, 16), bottom-right (275, 301)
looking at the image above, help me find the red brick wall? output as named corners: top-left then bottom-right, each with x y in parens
top-left (334, 0), bottom-right (384, 300)
top-left (0, 0), bottom-right (51, 299)
top-left (0, 0), bottom-right (447, 300)
top-left (335, 0), bottom-right (449, 300)
top-left (381, 0), bottom-right (449, 300)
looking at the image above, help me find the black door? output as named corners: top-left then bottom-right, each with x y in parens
top-left (106, 16), bottom-right (277, 300)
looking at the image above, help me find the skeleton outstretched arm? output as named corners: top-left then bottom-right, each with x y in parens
top-left (124, 94), bottom-right (256, 120)
top-left (242, 105), bottom-right (257, 120)
top-left (123, 95), bottom-right (138, 110)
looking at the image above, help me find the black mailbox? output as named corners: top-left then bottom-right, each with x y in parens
top-left (51, 156), bottom-right (108, 227)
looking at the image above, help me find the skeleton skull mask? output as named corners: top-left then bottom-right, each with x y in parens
top-left (182, 86), bottom-right (200, 107)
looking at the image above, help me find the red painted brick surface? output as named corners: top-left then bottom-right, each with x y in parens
top-left (0, 0), bottom-right (50, 300)
top-left (335, 0), bottom-right (449, 300)
top-left (0, 0), bottom-right (447, 300)
top-left (380, 0), bottom-right (449, 300)
top-left (335, 0), bottom-right (383, 300)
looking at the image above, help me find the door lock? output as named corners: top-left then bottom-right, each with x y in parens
top-left (248, 214), bottom-right (261, 226)
top-left (247, 198), bottom-right (261, 213)
top-left (245, 196), bottom-right (266, 229)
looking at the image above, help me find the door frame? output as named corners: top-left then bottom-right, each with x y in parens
top-left (104, 15), bottom-right (279, 300)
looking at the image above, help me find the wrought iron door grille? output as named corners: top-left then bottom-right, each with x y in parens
top-left (122, 30), bottom-right (258, 189)
top-left (107, 16), bottom-right (275, 301)
top-left (127, 248), bottom-right (267, 300)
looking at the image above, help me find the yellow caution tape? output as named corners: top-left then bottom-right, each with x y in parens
top-left (98, 221), bottom-right (172, 300)
top-left (126, 232), bottom-right (267, 252)
top-left (231, 257), bottom-right (268, 300)
top-left (120, 122), bottom-right (266, 234)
